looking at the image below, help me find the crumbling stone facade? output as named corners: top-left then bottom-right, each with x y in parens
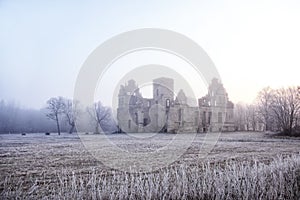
top-left (117, 77), bottom-right (234, 133)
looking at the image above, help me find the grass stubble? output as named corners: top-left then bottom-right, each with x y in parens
top-left (0, 132), bottom-right (299, 199)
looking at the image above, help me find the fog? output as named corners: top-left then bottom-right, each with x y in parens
top-left (1, 1), bottom-right (300, 110)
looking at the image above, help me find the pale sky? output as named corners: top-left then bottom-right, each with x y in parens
top-left (1, 0), bottom-right (300, 109)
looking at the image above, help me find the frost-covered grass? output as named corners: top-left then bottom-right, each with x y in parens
top-left (1, 154), bottom-right (299, 199)
top-left (0, 132), bottom-right (299, 199)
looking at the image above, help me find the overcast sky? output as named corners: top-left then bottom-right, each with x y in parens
top-left (1, 0), bottom-right (300, 109)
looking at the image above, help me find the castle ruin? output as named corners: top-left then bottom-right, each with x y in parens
top-left (117, 77), bottom-right (234, 133)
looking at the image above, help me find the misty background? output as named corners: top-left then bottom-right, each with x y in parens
top-left (0, 0), bottom-right (299, 134)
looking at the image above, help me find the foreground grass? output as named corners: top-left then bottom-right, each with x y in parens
top-left (1, 154), bottom-right (299, 200)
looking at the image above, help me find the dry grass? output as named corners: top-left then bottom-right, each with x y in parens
top-left (1, 154), bottom-right (299, 199)
top-left (0, 132), bottom-right (299, 199)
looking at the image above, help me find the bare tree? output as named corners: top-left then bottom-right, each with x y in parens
top-left (86, 101), bottom-right (117, 134)
top-left (296, 86), bottom-right (300, 129)
top-left (246, 104), bottom-right (259, 131)
top-left (244, 105), bottom-right (251, 131)
top-left (46, 97), bottom-right (64, 135)
top-left (234, 103), bottom-right (261, 132)
top-left (87, 105), bottom-right (99, 134)
top-left (256, 87), bottom-right (274, 131)
top-left (87, 101), bottom-right (110, 134)
top-left (62, 98), bottom-right (80, 134)
top-left (234, 103), bottom-right (246, 131)
top-left (270, 87), bottom-right (300, 135)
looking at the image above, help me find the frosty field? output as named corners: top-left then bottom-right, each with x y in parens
top-left (0, 132), bottom-right (299, 199)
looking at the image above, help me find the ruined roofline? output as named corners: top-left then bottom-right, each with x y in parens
top-left (119, 77), bottom-right (232, 105)
top-left (153, 77), bottom-right (174, 82)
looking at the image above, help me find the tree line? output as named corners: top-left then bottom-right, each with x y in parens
top-left (45, 96), bottom-right (117, 135)
top-left (234, 86), bottom-right (300, 136)
top-left (0, 85), bottom-right (299, 135)
top-left (0, 97), bottom-right (117, 134)
top-left (0, 100), bottom-right (56, 133)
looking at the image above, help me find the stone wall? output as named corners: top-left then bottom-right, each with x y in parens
top-left (117, 77), bottom-right (235, 133)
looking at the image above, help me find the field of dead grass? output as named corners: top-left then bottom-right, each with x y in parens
top-left (0, 132), bottom-right (299, 199)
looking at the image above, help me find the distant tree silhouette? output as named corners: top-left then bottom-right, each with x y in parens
top-left (256, 87), bottom-right (274, 131)
top-left (87, 101), bottom-right (116, 133)
top-left (269, 87), bottom-right (300, 135)
top-left (46, 97), bottom-right (64, 135)
top-left (62, 98), bottom-right (80, 134)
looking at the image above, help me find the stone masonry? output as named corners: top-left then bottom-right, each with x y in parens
top-left (117, 77), bottom-right (235, 133)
